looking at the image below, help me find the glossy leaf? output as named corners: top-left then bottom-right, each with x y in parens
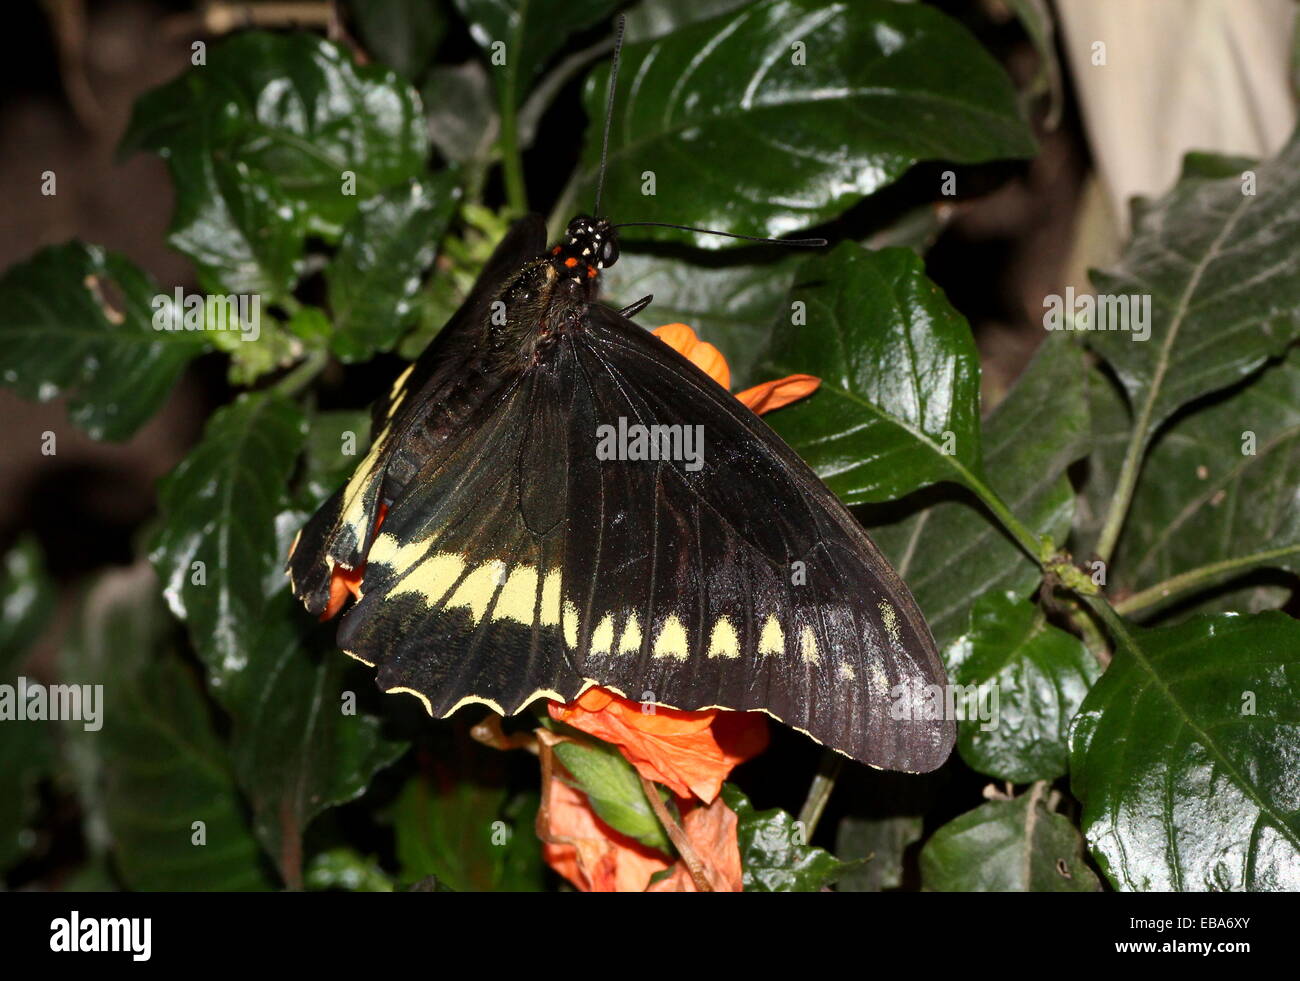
top-left (453, 0), bottom-right (624, 105)
top-left (920, 792), bottom-right (1100, 892)
top-left (0, 244), bottom-right (205, 440)
top-left (423, 61), bottom-right (499, 166)
top-left (946, 592), bottom-right (1100, 783)
top-left (346, 0), bottom-right (446, 80)
top-left (763, 244), bottom-right (983, 503)
top-left (61, 565), bottom-right (272, 890)
top-left (624, 0), bottom-right (755, 41)
top-left (1070, 610), bottom-right (1300, 891)
top-left (834, 814), bottom-right (922, 892)
top-left (866, 332), bottom-right (1089, 646)
top-left (327, 175), bottom-right (461, 362)
top-left (553, 739), bottom-right (672, 852)
top-left (150, 393), bottom-right (307, 693)
top-left (1087, 135), bottom-right (1300, 450)
top-left (573, 0), bottom-right (1034, 246)
top-left (228, 590), bottom-right (406, 884)
top-left (601, 252), bottom-right (799, 388)
top-left (722, 785), bottom-right (846, 891)
top-left (1114, 349), bottom-right (1300, 611)
top-left (123, 32), bottom-right (429, 246)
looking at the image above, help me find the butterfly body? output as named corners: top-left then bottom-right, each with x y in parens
top-left (288, 213), bottom-right (955, 772)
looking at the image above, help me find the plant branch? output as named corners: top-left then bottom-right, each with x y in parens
top-left (270, 347), bottom-right (329, 398)
top-left (1114, 545), bottom-right (1300, 617)
top-left (797, 750), bottom-right (844, 838)
top-left (497, 84), bottom-right (527, 214)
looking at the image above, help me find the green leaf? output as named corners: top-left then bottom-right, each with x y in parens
top-left (1005, 0), bottom-right (1063, 128)
top-left (300, 409), bottom-right (372, 510)
top-left (0, 243), bottom-right (206, 440)
top-left (327, 175), bottom-right (461, 362)
top-left (624, 0), bottom-right (755, 41)
top-left (393, 768), bottom-right (545, 891)
top-left (553, 739), bottom-right (672, 852)
top-left (834, 814), bottom-right (922, 892)
top-left (346, 0), bottom-right (446, 80)
top-left (1086, 132), bottom-right (1300, 452)
top-left (306, 847), bottom-right (395, 891)
top-left (572, 0), bottom-right (1034, 246)
top-left (453, 0), bottom-right (624, 107)
top-left (61, 565), bottom-right (272, 890)
top-left (0, 535), bottom-right (55, 675)
top-left (920, 791), bottom-right (1100, 892)
top-left (866, 332), bottom-right (1089, 647)
top-left (601, 252), bottom-right (800, 388)
top-left (1112, 348), bottom-right (1300, 613)
top-left (0, 536), bottom-right (56, 870)
top-left (422, 61), bottom-right (499, 166)
top-left (228, 590), bottom-right (406, 885)
top-left (946, 592), bottom-right (1100, 783)
top-left (723, 784), bottom-right (847, 891)
top-left (150, 393), bottom-right (307, 693)
top-left (763, 244), bottom-right (983, 503)
top-left (1070, 609), bottom-right (1300, 891)
top-left (123, 32), bottom-right (429, 247)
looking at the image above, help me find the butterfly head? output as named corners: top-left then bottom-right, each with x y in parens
top-left (549, 215), bottom-right (619, 287)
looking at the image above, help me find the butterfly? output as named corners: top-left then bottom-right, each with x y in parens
top-left (287, 23), bottom-right (954, 774)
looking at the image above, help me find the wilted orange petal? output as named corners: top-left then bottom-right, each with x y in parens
top-left (646, 795), bottom-right (743, 892)
top-left (549, 688), bottom-right (767, 803)
top-left (653, 323), bottom-right (731, 391)
top-left (541, 777), bottom-right (671, 892)
top-left (318, 502), bottom-right (388, 622)
top-left (735, 374), bottom-right (820, 415)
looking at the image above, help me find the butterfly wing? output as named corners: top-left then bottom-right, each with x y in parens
top-left (565, 305), bottom-right (954, 771)
top-left (287, 216), bottom-right (548, 614)
top-left (325, 300), bottom-right (952, 772)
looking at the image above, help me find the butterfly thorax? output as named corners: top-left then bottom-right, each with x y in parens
top-left (486, 215), bottom-right (620, 371)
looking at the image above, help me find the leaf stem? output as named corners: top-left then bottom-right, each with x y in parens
top-left (498, 84), bottom-right (527, 215)
top-left (960, 468), bottom-right (1049, 565)
top-left (270, 347), bottom-right (329, 398)
top-left (1114, 545), bottom-right (1300, 617)
top-left (1094, 427), bottom-right (1147, 565)
top-left (797, 750), bottom-right (844, 838)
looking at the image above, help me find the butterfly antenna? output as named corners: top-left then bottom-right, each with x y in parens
top-left (614, 221), bottom-right (827, 248)
top-left (593, 14), bottom-right (626, 218)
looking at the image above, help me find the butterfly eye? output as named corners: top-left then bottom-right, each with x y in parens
top-left (599, 237), bottom-right (619, 267)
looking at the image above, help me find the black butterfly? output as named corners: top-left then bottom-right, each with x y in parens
top-left (287, 25), bottom-right (954, 774)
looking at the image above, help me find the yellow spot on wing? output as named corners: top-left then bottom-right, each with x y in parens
top-left (759, 615), bottom-right (784, 655)
top-left (800, 626), bottom-right (820, 665)
top-left (707, 617), bottom-right (740, 658)
top-left (879, 600), bottom-right (901, 644)
top-left (540, 569), bottom-right (562, 626)
top-left (838, 663), bottom-right (856, 681)
top-left (653, 615), bottom-right (689, 660)
top-left (619, 614), bottom-right (642, 654)
top-left (562, 601), bottom-right (580, 648)
top-left (493, 564), bottom-right (539, 625)
top-left (591, 614), bottom-right (615, 654)
top-left (447, 560), bottom-right (507, 623)
top-left (389, 551), bottom-right (465, 604)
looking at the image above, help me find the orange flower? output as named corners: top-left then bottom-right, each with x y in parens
top-left (645, 796), bottom-right (743, 892)
top-left (549, 687), bottom-right (768, 803)
top-left (652, 322), bottom-right (820, 413)
top-left (541, 778), bottom-right (673, 892)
